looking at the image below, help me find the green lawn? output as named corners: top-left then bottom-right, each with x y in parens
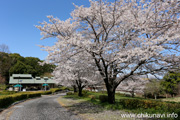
top-left (65, 91), bottom-right (150, 111)
top-left (65, 91), bottom-right (148, 102)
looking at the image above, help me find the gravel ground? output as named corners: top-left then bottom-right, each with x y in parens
top-left (0, 94), bottom-right (81, 120)
top-left (57, 96), bottom-right (141, 120)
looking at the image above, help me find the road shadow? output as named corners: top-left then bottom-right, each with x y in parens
top-left (62, 97), bottom-right (104, 114)
top-left (60, 97), bottom-right (158, 120)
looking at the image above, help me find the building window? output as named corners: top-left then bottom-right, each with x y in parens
top-left (13, 77), bottom-right (32, 79)
top-left (36, 77), bottom-right (41, 80)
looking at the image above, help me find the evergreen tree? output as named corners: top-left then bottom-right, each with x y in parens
top-left (161, 72), bottom-right (180, 97)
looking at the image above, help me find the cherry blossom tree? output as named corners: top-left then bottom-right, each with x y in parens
top-left (118, 76), bottom-right (148, 97)
top-left (36, 0), bottom-right (180, 103)
top-left (53, 52), bottom-right (99, 96)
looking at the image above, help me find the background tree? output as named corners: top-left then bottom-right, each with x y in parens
top-left (37, 0), bottom-right (180, 103)
top-left (0, 44), bottom-right (10, 53)
top-left (118, 77), bottom-right (148, 97)
top-left (161, 72), bottom-right (180, 97)
top-left (144, 79), bottom-right (163, 99)
top-left (0, 51), bottom-right (55, 85)
top-left (9, 61), bottom-right (29, 74)
top-left (9, 53), bottom-right (55, 77)
top-left (0, 44), bottom-right (11, 84)
top-left (9, 53), bottom-right (25, 66)
top-left (40, 63), bottom-right (55, 77)
top-left (0, 52), bottom-right (12, 84)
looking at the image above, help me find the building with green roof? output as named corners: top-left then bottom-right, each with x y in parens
top-left (9, 74), bottom-right (56, 91)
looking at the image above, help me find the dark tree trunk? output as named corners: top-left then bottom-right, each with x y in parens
top-left (104, 77), bottom-right (117, 104)
top-left (105, 79), bottom-right (116, 104)
top-left (72, 85), bottom-right (77, 93)
top-left (107, 88), bottom-right (115, 104)
top-left (78, 87), bottom-right (83, 97)
top-left (75, 79), bottom-right (85, 97)
top-left (131, 91), bottom-right (135, 98)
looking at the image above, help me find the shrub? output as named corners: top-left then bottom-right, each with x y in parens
top-left (66, 92), bottom-right (74, 95)
top-left (50, 88), bottom-right (61, 93)
top-left (88, 95), bottom-right (96, 99)
top-left (82, 90), bottom-right (89, 96)
top-left (0, 91), bottom-right (17, 95)
top-left (68, 87), bottom-right (74, 91)
top-left (0, 92), bottom-right (41, 108)
top-left (88, 95), bottom-right (96, 101)
top-left (99, 95), bottom-right (108, 103)
top-left (118, 99), bottom-right (180, 114)
top-left (60, 86), bottom-right (70, 91)
top-left (0, 96), bottom-right (14, 108)
top-left (11, 94), bottom-right (28, 101)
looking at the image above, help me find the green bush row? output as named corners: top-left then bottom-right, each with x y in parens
top-left (60, 86), bottom-right (70, 91)
top-left (0, 92), bottom-right (41, 108)
top-left (50, 87), bottom-right (70, 93)
top-left (0, 87), bottom-right (70, 108)
top-left (66, 92), bottom-right (74, 95)
top-left (66, 90), bottom-right (89, 96)
top-left (39, 87), bottom-right (70, 95)
top-left (0, 91), bottom-right (17, 95)
top-left (118, 99), bottom-right (180, 114)
top-left (41, 91), bottom-right (52, 95)
top-left (42, 87), bottom-right (69, 94)
top-left (50, 88), bottom-right (61, 93)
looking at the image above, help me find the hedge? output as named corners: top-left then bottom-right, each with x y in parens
top-left (0, 91), bottom-right (17, 95)
top-left (41, 91), bottom-right (52, 95)
top-left (119, 99), bottom-right (180, 114)
top-left (67, 92), bottom-right (74, 95)
top-left (0, 87), bottom-right (70, 108)
top-left (0, 92), bottom-right (41, 108)
top-left (50, 88), bottom-right (62, 93)
top-left (49, 87), bottom-right (70, 94)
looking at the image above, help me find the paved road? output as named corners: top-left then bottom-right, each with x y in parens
top-left (0, 93), bottom-right (81, 120)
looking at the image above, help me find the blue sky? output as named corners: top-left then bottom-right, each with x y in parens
top-left (0, 0), bottom-right (90, 60)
